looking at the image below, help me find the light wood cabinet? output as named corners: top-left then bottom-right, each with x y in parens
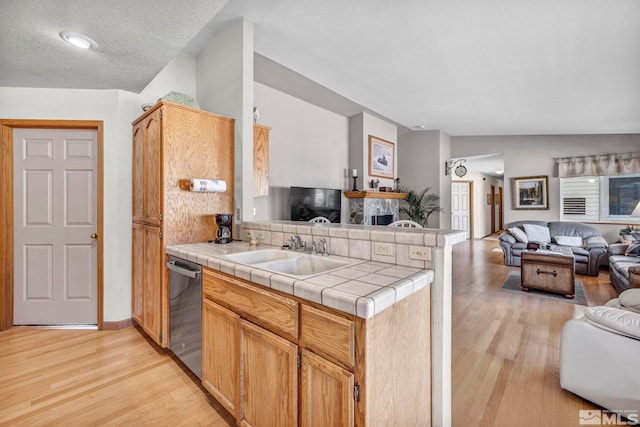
top-left (202, 298), bottom-right (239, 418)
top-left (300, 348), bottom-right (354, 427)
top-left (131, 101), bottom-right (234, 347)
top-left (201, 266), bottom-right (431, 427)
top-left (239, 319), bottom-right (298, 427)
top-left (131, 223), bottom-right (162, 343)
top-left (253, 124), bottom-right (270, 197)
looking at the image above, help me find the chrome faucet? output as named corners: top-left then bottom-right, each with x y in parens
top-left (320, 238), bottom-right (329, 256)
top-left (311, 240), bottom-right (318, 254)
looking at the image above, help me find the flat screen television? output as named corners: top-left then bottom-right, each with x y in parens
top-left (290, 186), bottom-right (341, 223)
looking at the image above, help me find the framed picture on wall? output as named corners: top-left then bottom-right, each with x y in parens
top-left (511, 175), bottom-right (549, 210)
top-left (368, 135), bottom-right (394, 179)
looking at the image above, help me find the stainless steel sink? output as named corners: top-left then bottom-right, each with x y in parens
top-left (223, 248), bottom-right (362, 278)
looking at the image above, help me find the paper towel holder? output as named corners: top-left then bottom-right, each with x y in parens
top-left (179, 179), bottom-right (192, 190)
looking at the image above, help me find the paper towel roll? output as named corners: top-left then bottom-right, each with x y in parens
top-left (189, 179), bottom-right (227, 192)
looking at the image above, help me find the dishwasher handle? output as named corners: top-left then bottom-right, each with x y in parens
top-left (166, 260), bottom-right (200, 279)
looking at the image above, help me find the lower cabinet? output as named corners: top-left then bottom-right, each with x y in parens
top-left (300, 348), bottom-right (354, 427)
top-left (239, 319), bottom-right (298, 427)
top-left (202, 299), bottom-right (239, 418)
top-left (201, 266), bottom-right (431, 427)
top-left (131, 223), bottom-right (162, 345)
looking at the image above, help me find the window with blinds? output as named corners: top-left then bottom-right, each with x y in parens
top-left (560, 174), bottom-right (640, 222)
top-left (560, 177), bottom-right (599, 221)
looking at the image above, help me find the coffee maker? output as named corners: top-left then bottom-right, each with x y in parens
top-left (214, 214), bottom-right (233, 244)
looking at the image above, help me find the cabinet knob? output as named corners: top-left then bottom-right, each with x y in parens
top-left (90, 233), bottom-right (98, 239)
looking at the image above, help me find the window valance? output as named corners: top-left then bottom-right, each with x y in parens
top-left (556, 152), bottom-right (640, 178)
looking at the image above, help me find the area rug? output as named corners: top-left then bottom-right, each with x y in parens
top-left (499, 271), bottom-right (587, 306)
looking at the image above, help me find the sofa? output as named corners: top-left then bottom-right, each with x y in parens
top-left (560, 289), bottom-right (640, 417)
top-left (498, 221), bottom-right (608, 276)
top-left (608, 242), bottom-right (640, 293)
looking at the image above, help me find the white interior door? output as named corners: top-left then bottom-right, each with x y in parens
top-left (13, 128), bottom-right (98, 325)
top-left (451, 181), bottom-right (470, 239)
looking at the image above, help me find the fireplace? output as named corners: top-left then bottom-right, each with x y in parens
top-left (372, 214), bottom-right (394, 226)
top-left (343, 191), bottom-right (408, 226)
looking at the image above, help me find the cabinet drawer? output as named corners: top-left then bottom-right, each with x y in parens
top-left (203, 268), bottom-right (298, 341)
top-left (300, 305), bottom-right (355, 368)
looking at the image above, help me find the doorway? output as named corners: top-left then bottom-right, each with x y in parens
top-left (0, 120), bottom-right (104, 330)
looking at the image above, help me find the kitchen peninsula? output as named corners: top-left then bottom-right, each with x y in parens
top-left (167, 221), bottom-right (464, 426)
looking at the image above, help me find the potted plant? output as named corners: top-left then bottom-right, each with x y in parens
top-left (399, 186), bottom-right (444, 228)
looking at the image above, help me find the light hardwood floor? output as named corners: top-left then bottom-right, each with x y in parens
top-left (452, 237), bottom-right (617, 427)
top-left (0, 238), bottom-right (618, 426)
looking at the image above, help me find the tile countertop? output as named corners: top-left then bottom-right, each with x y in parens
top-left (166, 241), bottom-right (434, 319)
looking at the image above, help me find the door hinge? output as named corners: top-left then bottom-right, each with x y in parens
top-left (159, 213), bottom-right (163, 221)
top-left (354, 383), bottom-right (360, 402)
top-left (159, 332), bottom-right (163, 343)
top-left (297, 353), bottom-right (302, 368)
top-left (159, 232), bottom-right (163, 240)
top-left (159, 110), bottom-right (163, 120)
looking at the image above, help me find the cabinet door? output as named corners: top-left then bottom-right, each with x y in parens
top-left (253, 125), bottom-right (269, 197)
top-left (131, 224), bottom-right (144, 325)
top-left (143, 108), bottom-right (162, 225)
top-left (300, 349), bottom-right (354, 427)
top-left (239, 319), bottom-right (298, 427)
top-left (143, 225), bottom-right (163, 344)
top-left (132, 125), bottom-right (144, 223)
top-left (202, 298), bottom-right (239, 418)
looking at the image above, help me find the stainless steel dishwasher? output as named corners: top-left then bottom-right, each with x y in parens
top-left (166, 256), bottom-right (202, 379)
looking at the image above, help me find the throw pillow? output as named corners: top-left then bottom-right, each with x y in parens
top-left (523, 224), bottom-right (551, 243)
top-left (624, 242), bottom-right (640, 257)
top-left (553, 235), bottom-right (583, 247)
top-left (507, 227), bottom-right (528, 243)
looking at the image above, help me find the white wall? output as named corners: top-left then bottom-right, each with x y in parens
top-left (398, 130), bottom-right (450, 228)
top-left (253, 82), bottom-right (350, 221)
top-left (0, 54), bottom-right (200, 322)
top-left (0, 87), bottom-right (134, 321)
top-left (349, 112), bottom-right (398, 191)
top-left (451, 134), bottom-right (640, 240)
top-left (139, 52), bottom-right (197, 103)
top-left (197, 18), bottom-right (254, 223)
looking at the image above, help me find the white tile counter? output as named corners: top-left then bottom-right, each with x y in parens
top-left (166, 241), bottom-right (434, 319)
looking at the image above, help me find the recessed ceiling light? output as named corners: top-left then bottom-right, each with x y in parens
top-left (59, 31), bottom-right (94, 49)
top-left (415, 125), bottom-right (426, 129)
top-left (495, 168), bottom-right (504, 175)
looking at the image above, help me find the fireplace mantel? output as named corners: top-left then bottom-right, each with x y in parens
top-left (343, 191), bottom-right (407, 200)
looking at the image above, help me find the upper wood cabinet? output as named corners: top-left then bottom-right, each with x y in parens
top-left (132, 108), bottom-right (161, 225)
top-left (253, 124), bottom-right (270, 197)
top-left (131, 101), bottom-right (234, 347)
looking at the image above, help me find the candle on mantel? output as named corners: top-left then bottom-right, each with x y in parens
top-left (352, 169), bottom-right (358, 178)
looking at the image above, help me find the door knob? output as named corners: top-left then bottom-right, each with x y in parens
top-left (90, 233), bottom-right (98, 239)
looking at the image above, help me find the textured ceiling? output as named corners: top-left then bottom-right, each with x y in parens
top-left (2, 0), bottom-right (639, 136)
top-left (0, 0), bottom-right (227, 92)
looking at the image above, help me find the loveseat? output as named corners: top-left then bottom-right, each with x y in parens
top-left (607, 242), bottom-right (640, 293)
top-left (498, 221), bottom-right (608, 276)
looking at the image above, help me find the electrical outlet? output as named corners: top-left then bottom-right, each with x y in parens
top-left (255, 231), bottom-right (265, 240)
top-left (409, 246), bottom-right (431, 261)
top-left (373, 242), bottom-right (394, 256)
